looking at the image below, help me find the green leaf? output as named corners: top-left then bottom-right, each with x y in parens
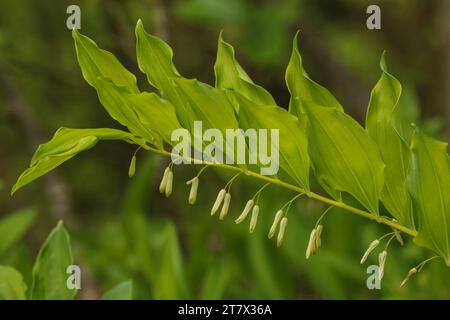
top-left (0, 266), bottom-right (27, 300)
top-left (0, 208), bottom-right (36, 256)
top-left (31, 221), bottom-right (75, 300)
top-left (95, 79), bottom-right (181, 146)
top-left (12, 128), bottom-right (148, 194)
top-left (237, 94), bottom-right (310, 190)
top-left (72, 29), bottom-right (138, 93)
top-left (214, 32), bottom-right (275, 106)
top-left (72, 30), bottom-right (159, 142)
top-left (285, 32), bottom-right (344, 117)
top-left (303, 101), bottom-right (384, 214)
top-left (366, 53), bottom-right (414, 227)
top-left (102, 280), bottom-right (133, 300)
top-left (93, 79), bottom-right (156, 144)
top-left (172, 78), bottom-right (238, 131)
top-left (171, 78), bottom-right (244, 164)
top-left (135, 20), bottom-right (192, 130)
top-left (126, 91), bottom-right (182, 146)
top-left (407, 128), bottom-right (450, 266)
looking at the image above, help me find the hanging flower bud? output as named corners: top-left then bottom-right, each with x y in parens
top-left (165, 170), bottom-right (173, 197)
top-left (277, 217), bottom-right (288, 247)
top-left (235, 199), bottom-right (254, 224)
top-left (187, 177), bottom-right (199, 205)
top-left (306, 228), bottom-right (317, 259)
top-left (378, 250), bottom-right (387, 280)
top-left (360, 239), bottom-right (380, 264)
top-left (400, 267), bottom-right (417, 288)
top-left (249, 205), bottom-right (259, 233)
top-left (159, 167), bottom-right (170, 194)
top-left (128, 155), bottom-right (136, 178)
top-left (219, 193), bottom-right (231, 220)
top-left (315, 224), bottom-right (323, 248)
top-left (211, 189), bottom-right (226, 216)
top-left (268, 210), bottom-right (283, 239)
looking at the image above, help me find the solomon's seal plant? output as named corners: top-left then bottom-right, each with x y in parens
top-left (11, 20), bottom-right (449, 287)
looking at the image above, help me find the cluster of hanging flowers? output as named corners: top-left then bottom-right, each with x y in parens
top-left (306, 224), bottom-right (323, 259)
top-left (131, 160), bottom-right (434, 289)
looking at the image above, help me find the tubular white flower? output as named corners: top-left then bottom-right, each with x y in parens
top-left (159, 167), bottom-right (170, 194)
top-left (128, 155), bottom-right (136, 178)
top-left (277, 217), bottom-right (288, 247)
top-left (360, 239), bottom-right (380, 264)
top-left (219, 193), bottom-right (231, 220)
top-left (400, 267), bottom-right (417, 288)
top-left (235, 199), bottom-right (254, 224)
top-left (315, 224), bottom-right (323, 248)
top-left (165, 170), bottom-right (173, 197)
top-left (211, 189), bottom-right (226, 216)
top-left (249, 205), bottom-right (259, 233)
top-left (378, 250), bottom-right (387, 280)
top-left (187, 177), bottom-right (199, 205)
top-left (268, 209), bottom-right (283, 239)
top-left (305, 228), bottom-right (317, 259)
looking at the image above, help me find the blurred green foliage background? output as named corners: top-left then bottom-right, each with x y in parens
top-left (0, 0), bottom-right (449, 299)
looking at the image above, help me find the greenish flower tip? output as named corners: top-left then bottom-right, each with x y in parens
top-left (400, 267), bottom-right (417, 288)
top-left (128, 155), bottom-right (136, 178)
top-left (378, 250), bottom-right (388, 280)
top-left (187, 177), bottom-right (199, 205)
top-left (305, 228), bottom-right (317, 259)
top-left (249, 205), bottom-right (259, 233)
top-left (277, 217), bottom-right (288, 247)
top-left (159, 166), bottom-right (173, 197)
top-left (219, 193), bottom-right (231, 220)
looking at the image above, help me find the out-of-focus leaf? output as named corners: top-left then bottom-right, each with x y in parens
top-left (135, 20), bottom-right (192, 130)
top-left (303, 101), bottom-right (384, 214)
top-left (102, 280), bottom-right (133, 300)
top-left (215, 33), bottom-right (275, 106)
top-left (407, 128), bottom-right (450, 265)
top-left (12, 128), bottom-right (148, 194)
top-left (366, 53), bottom-right (414, 227)
top-left (0, 208), bottom-right (36, 256)
top-left (153, 223), bottom-right (188, 299)
top-left (285, 32), bottom-right (343, 117)
top-left (248, 231), bottom-right (282, 299)
top-left (174, 0), bottom-right (245, 25)
top-left (0, 266), bottom-right (27, 300)
top-left (31, 221), bottom-right (76, 300)
top-left (237, 94), bottom-right (310, 189)
top-left (72, 29), bottom-right (138, 93)
top-left (200, 260), bottom-right (231, 299)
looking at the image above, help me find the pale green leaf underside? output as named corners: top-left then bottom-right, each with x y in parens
top-left (12, 128), bottom-right (148, 194)
top-left (408, 129), bottom-right (450, 265)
